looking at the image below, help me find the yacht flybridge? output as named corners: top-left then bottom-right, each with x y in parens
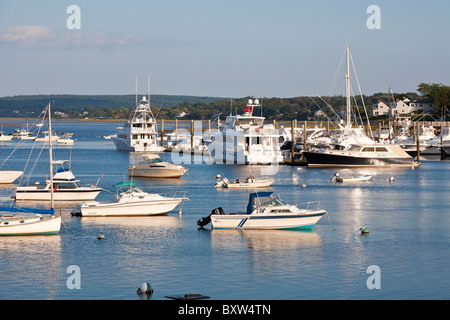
top-left (111, 92), bottom-right (163, 152)
top-left (206, 98), bottom-right (282, 164)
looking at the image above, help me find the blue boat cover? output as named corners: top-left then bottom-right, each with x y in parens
top-left (247, 192), bottom-right (273, 214)
top-left (0, 206), bottom-right (55, 215)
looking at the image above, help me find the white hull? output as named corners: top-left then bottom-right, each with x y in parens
top-left (0, 216), bottom-right (61, 236)
top-left (0, 136), bottom-right (13, 141)
top-left (111, 136), bottom-right (163, 152)
top-left (15, 188), bottom-right (101, 201)
top-left (219, 179), bottom-right (274, 188)
top-left (79, 199), bottom-right (182, 216)
top-left (208, 142), bottom-right (283, 165)
top-left (211, 211), bottom-right (325, 230)
top-left (129, 167), bottom-right (188, 178)
top-left (0, 170), bottom-right (23, 184)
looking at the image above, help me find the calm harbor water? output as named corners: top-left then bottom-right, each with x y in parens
top-left (0, 119), bottom-right (449, 300)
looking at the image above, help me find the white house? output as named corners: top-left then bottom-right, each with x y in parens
top-left (409, 97), bottom-right (435, 114)
top-left (372, 101), bottom-right (390, 116)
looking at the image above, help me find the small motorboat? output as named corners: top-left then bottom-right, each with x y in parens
top-left (76, 181), bottom-right (189, 217)
top-left (128, 154), bottom-right (188, 178)
top-left (197, 191), bottom-right (326, 230)
top-left (331, 172), bottom-right (373, 183)
top-left (215, 174), bottom-right (274, 188)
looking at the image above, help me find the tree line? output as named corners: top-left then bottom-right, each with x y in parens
top-left (0, 83), bottom-right (447, 121)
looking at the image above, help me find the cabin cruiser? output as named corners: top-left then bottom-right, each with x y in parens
top-left (128, 154), bottom-right (188, 178)
top-left (76, 182), bottom-right (188, 216)
top-left (303, 144), bottom-right (414, 167)
top-left (197, 191), bottom-right (326, 230)
top-left (111, 96), bottom-right (164, 152)
top-left (15, 160), bottom-right (102, 201)
top-left (206, 98), bottom-right (282, 164)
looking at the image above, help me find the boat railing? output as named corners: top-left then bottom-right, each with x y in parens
top-left (298, 201), bottom-right (322, 211)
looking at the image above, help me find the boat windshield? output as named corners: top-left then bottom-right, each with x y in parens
top-left (140, 158), bottom-right (163, 164)
top-left (261, 198), bottom-right (287, 207)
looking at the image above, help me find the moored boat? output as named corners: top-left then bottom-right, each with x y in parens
top-left (76, 182), bottom-right (188, 217)
top-left (215, 174), bottom-right (274, 188)
top-left (128, 154), bottom-right (188, 178)
top-left (331, 172), bottom-right (373, 182)
top-left (15, 160), bottom-right (102, 201)
top-left (0, 170), bottom-right (23, 184)
top-left (197, 191), bottom-right (326, 230)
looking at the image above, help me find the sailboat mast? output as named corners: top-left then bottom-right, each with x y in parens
top-left (345, 45), bottom-right (351, 127)
top-left (48, 103), bottom-right (54, 208)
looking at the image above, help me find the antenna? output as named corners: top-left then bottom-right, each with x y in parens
top-left (148, 74), bottom-right (150, 108)
top-left (135, 75), bottom-right (138, 107)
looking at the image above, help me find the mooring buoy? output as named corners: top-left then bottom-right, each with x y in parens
top-left (137, 282), bottom-right (153, 295)
top-left (359, 227), bottom-right (369, 235)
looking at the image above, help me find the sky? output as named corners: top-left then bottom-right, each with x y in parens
top-left (0, 0), bottom-right (449, 98)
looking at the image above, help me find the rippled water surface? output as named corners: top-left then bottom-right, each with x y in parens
top-left (0, 120), bottom-right (449, 300)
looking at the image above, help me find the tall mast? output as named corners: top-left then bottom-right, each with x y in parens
top-left (345, 45), bottom-right (351, 128)
top-left (48, 103), bottom-right (54, 209)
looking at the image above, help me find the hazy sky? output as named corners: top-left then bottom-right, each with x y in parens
top-left (0, 0), bottom-right (449, 98)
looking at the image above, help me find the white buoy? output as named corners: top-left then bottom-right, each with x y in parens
top-left (389, 177), bottom-right (394, 182)
top-left (301, 184), bottom-right (306, 188)
top-left (137, 282), bottom-right (153, 294)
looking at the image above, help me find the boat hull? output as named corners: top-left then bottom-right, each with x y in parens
top-left (303, 151), bottom-right (413, 167)
top-left (0, 170), bottom-right (23, 184)
top-left (15, 188), bottom-right (102, 201)
top-left (0, 216), bottom-right (61, 236)
top-left (223, 179), bottom-right (274, 188)
top-left (111, 136), bottom-right (163, 152)
top-left (79, 199), bottom-right (182, 216)
top-left (128, 167), bottom-right (188, 178)
top-left (210, 211), bottom-right (325, 230)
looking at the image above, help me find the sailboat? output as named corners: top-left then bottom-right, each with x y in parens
top-left (0, 103), bottom-right (61, 236)
top-left (303, 46), bottom-right (414, 167)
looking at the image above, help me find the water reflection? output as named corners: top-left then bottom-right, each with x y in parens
top-left (0, 235), bottom-right (63, 300)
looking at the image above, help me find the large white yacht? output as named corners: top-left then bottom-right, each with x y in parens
top-left (111, 96), bottom-right (163, 152)
top-left (206, 98), bottom-right (282, 164)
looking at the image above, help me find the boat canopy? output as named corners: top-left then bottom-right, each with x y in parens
top-left (247, 192), bottom-right (274, 214)
top-left (0, 206), bottom-right (55, 215)
top-left (113, 181), bottom-right (135, 189)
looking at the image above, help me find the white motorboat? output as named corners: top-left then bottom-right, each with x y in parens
top-left (15, 160), bottom-right (102, 201)
top-left (197, 191), bottom-right (326, 230)
top-left (0, 132), bottom-right (13, 141)
top-left (0, 170), bottom-right (23, 184)
top-left (76, 182), bottom-right (188, 217)
top-left (128, 154), bottom-right (188, 178)
top-left (331, 172), bottom-right (373, 182)
top-left (215, 174), bottom-right (274, 188)
top-left (206, 98), bottom-right (282, 164)
top-left (421, 127), bottom-right (450, 155)
top-left (35, 131), bottom-right (59, 143)
top-left (111, 95), bottom-right (164, 152)
top-left (1, 103), bottom-right (61, 236)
